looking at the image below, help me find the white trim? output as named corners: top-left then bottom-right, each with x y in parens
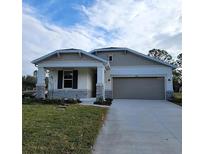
top-left (32, 49), bottom-right (108, 65)
top-left (112, 76), bottom-right (166, 100)
top-left (91, 47), bottom-right (177, 69)
top-left (63, 70), bottom-right (73, 89)
top-left (164, 76), bottom-right (167, 100)
top-left (53, 89), bottom-right (89, 91)
top-left (38, 61), bottom-right (104, 68)
top-left (80, 50), bottom-right (108, 63)
top-left (32, 50), bottom-right (57, 64)
top-left (110, 65), bottom-right (168, 68)
top-left (108, 65), bottom-right (173, 98)
top-left (111, 74), bottom-right (167, 77)
top-left (110, 66), bottom-right (172, 76)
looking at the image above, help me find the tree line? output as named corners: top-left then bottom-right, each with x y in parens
top-left (148, 49), bottom-right (182, 92)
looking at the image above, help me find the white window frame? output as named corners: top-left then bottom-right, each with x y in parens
top-left (63, 70), bottom-right (73, 89)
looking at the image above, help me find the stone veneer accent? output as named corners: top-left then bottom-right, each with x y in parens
top-left (96, 83), bottom-right (104, 99)
top-left (48, 89), bottom-right (92, 99)
top-left (36, 85), bottom-right (45, 99)
top-left (105, 90), bottom-right (112, 99)
top-left (166, 91), bottom-right (174, 100)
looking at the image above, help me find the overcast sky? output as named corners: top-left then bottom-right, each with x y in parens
top-left (23, 0), bottom-right (181, 75)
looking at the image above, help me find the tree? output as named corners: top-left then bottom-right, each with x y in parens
top-left (175, 53), bottom-right (182, 67)
top-left (173, 53), bottom-right (182, 92)
top-left (22, 75), bottom-right (37, 91)
top-left (148, 49), bottom-right (174, 64)
top-left (148, 49), bottom-right (182, 92)
top-left (22, 74), bottom-right (49, 91)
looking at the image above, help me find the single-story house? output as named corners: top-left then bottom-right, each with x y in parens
top-left (32, 47), bottom-right (176, 100)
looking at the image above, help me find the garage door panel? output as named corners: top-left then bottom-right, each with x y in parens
top-left (113, 77), bottom-right (165, 100)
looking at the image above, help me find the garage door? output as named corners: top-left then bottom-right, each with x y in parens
top-left (113, 77), bottom-right (165, 100)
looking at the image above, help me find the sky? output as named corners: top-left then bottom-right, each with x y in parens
top-left (23, 0), bottom-right (181, 75)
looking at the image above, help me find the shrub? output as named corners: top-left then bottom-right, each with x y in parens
top-left (172, 97), bottom-right (182, 106)
top-left (94, 97), bottom-right (113, 106)
top-left (105, 98), bottom-right (113, 103)
top-left (22, 98), bottom-right (37, 104)
top-left (63, 98), bottom-right (81, 104)
top-left (22, 98), bottom-right (81, 105)
top-left (169, 93), bottom-right (182, 106)
top-left (96, 97), bottom-right (104, 103)
top-left (42, 99), bottom-right (63, 104)
top-left (22, 98), bottom-right (61, 104)
top-left (22, 91), bottom-right (36, 99)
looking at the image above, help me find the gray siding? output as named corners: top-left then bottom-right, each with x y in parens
top-left (40, 53), bottom-right (98, 63)
top-left (94, 51), bottom-right (161, 66)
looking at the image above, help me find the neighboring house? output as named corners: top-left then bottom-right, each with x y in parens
top-left (32, 47), bottom-right (176, 100)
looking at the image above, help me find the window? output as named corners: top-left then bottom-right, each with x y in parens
top-left (108, 55), bottom-right (113, 62)
top-left (63, 71), bottom-right (73, 88)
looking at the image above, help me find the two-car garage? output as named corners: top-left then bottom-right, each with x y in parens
top-left (113, 77), bottom-right (165, 100)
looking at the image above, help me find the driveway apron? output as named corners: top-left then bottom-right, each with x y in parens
top-left (92, 99), bottom-right (182, 154)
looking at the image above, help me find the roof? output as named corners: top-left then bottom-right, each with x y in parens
top-left (31, 48), bottom-right (108, 65)
top-left (90, 47), bottom-right (177, 69)
top-left (94, 47), bottom-right (126, 50)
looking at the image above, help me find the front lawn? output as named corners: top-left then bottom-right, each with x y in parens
top-left (23, 104), bottom-right (107, 154)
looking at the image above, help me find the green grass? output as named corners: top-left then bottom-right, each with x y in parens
top-left (172, 92), bottom-right (182, 106)
top-left (23, 104), bottom-right (107, 154)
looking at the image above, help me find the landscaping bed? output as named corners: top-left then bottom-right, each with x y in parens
top-left (94, 97), bottom-right (113, 106)
top-left (22, 97), bottom-right (81, 105)
top-left (23, 104), bottom-right (107, 154)
top-left (170, 92), bottom-right (182, 106)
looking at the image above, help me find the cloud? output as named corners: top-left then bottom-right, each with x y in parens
top-left (154, 32), bottom-right (182, 57)
top-left (23, 0), bottom-right (181, 75)
top-left (22, 5), bottom-right (106, 75)
top-left (81, 0), bottom-right (181, 53)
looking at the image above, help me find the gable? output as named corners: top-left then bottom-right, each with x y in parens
top-left (94, 51), bottom-right (162, 66)
top-left (32, 49), bottom-right (108, 65)
top-left (38, 53), bottom-right (99, 64)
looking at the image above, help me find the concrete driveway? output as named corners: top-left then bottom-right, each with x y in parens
top-left (92, 99), bottom-right (182, 154)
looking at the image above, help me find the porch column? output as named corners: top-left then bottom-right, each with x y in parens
top-left (96, 66), bottom-right (105, 99)
top-left (36, 67), bottom-right (46, 99)
top-left (165, 72), bottom-right (174, 100)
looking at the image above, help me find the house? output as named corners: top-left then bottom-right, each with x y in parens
top-left (32, 47), bottom-right (176, 100)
